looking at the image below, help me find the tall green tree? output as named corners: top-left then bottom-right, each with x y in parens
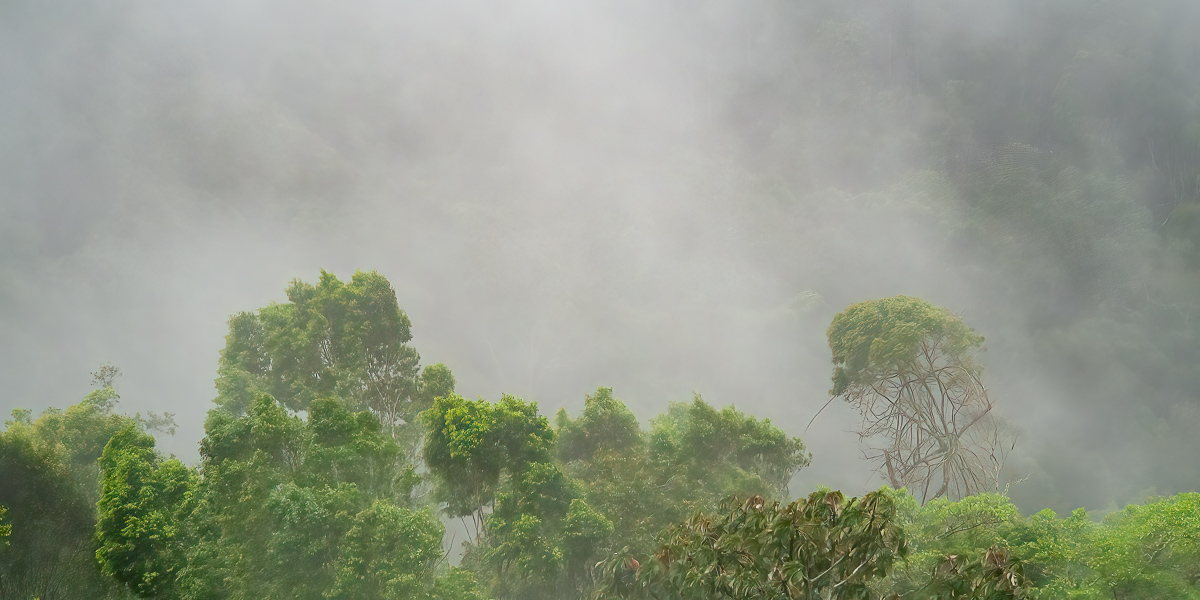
top-left (422, 393), bottom-right (555, 534)
top-left (96, 392), bottom-right (478, 600)
top-left (1, 378), bottom-right (142, 600)
top-left (215, 270), bottom-right (445, 446)
top-left (422, 394), bottom-right (506, 532)
top-left (425, 392), bottom-right (613, 600)
top-left (559, 390), bottom-right (810, 562)
top-left (95, 425), bottom-right (197, 599)
top-left (648, 396), bottom-right (809, 499)
top-left (827, 296), bottom-right (1011, 502)
top-left (326, 500), bottom-right (447, 600)
top-left (557, 387), bottom-right (643, 462)
top-left (190, 394), bottom-right (447, 599)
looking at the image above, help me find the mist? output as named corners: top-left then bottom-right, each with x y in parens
top-left (4, 0), bottom-right (1199, 516)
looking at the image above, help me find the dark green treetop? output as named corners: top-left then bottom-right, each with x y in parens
top-left (0, 505), bottom-right (9, 544)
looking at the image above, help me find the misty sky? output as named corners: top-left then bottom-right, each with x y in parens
top-left (3, 0), bottom-right (1185, 512)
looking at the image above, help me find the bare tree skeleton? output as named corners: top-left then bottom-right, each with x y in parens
top-left (843, 336), bottom-right (1011, 503)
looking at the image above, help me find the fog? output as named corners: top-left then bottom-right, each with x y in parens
top-left (4, 0), bottom-right (1198, 514)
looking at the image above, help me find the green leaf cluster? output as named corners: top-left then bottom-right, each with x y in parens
top-left (422, 393), bottom-right (555, 521)
top-left (557, 387), bottom-right (642, 463)
top-left (594, 489), bottom-right (909, 600)
top-left (215, 270), bottom-right (443, 451)
top-left (424, 392), bottom-right (608, 599)
top-left (648, 396), bottom-right (810, 499)
top-left (828, 296), bottom-right (983, 398)
top-left (95, 425), bottom-right (197, 598)
top-left (96, 393), bottom-right (479, 600)
top-left (1, 385), bottom-right (141, 599)
top-left (883, 490), bottom-right (1200, 600)
top-left (558, 391), bottom-right (810, 560)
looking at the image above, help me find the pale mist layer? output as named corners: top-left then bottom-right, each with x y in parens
top-left (0, 0), bottom-right (1181, 513)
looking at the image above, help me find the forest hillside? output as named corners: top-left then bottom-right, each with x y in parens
top-left (3, 0), bottom-right (1200, 599)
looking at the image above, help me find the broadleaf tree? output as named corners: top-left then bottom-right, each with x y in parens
top-left (559, 389), bottom-right (811, 561)
top-left (593, 489), bottom-right (910, 600)
top-left (215, 270), bottom-right (446, 449)
top-left (97, 393), bottom-right (480, 600)
top-left (827, 296), bottom-right (1013, 502)
top-left (95, 424), bottom-right (197, 599)
top-left (1, 377), bottom-right (143, 600)
top-left (425, 392), bottom-right (605, 600)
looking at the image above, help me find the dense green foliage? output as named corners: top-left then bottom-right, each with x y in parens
top-left (423, 393), bottom-right (557, 524)
top-left (7, 0), bottom-right (1200, 595)
top-left (593, 488), bottom-right (1200, 600)
top-left (885, 491), bottom-right (1200, 600)
top-left (595, 490), bottom-right (910, 600)
top-left (555, 390), bottom-right (811, 560)
top-left (215, 270), bottom-right (452, 455)
top-left (0, 383), bottom-right (140, 600)
top-left (94, 393), bottom-right (481, 600)
top-left (95, 424), bottom-right (196, 598)
top-left (430, 387), bottom-right (811, 600)
top-left (87, 274), bottom-right (483, 600)
top-left (5, 270), bottom-right (1200, 599)
top-left (216, 270), bottom-right (417, 416)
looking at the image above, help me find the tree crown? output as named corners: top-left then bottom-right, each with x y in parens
top-left (828, 295), bottom-right (984, 397)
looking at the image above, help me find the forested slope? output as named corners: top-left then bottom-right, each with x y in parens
top-left (4, 0), bottom-right (1200, 510)
top-left (4, 270), bottom-right (1200, 599)
top-left (3, 0), bottom-right (1200, 598)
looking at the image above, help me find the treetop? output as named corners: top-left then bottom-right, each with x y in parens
top-left (827, 295), bottom-right (984, 396)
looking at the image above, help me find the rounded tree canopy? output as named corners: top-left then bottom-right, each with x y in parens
top-left (827, 295), bottom-right (984, 397)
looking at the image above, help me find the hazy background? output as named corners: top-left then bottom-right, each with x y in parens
top-left (4, 0), bottom-right (1199, 514)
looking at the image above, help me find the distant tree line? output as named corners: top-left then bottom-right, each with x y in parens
top-left (2, 271), bottom-right (1199, 599)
